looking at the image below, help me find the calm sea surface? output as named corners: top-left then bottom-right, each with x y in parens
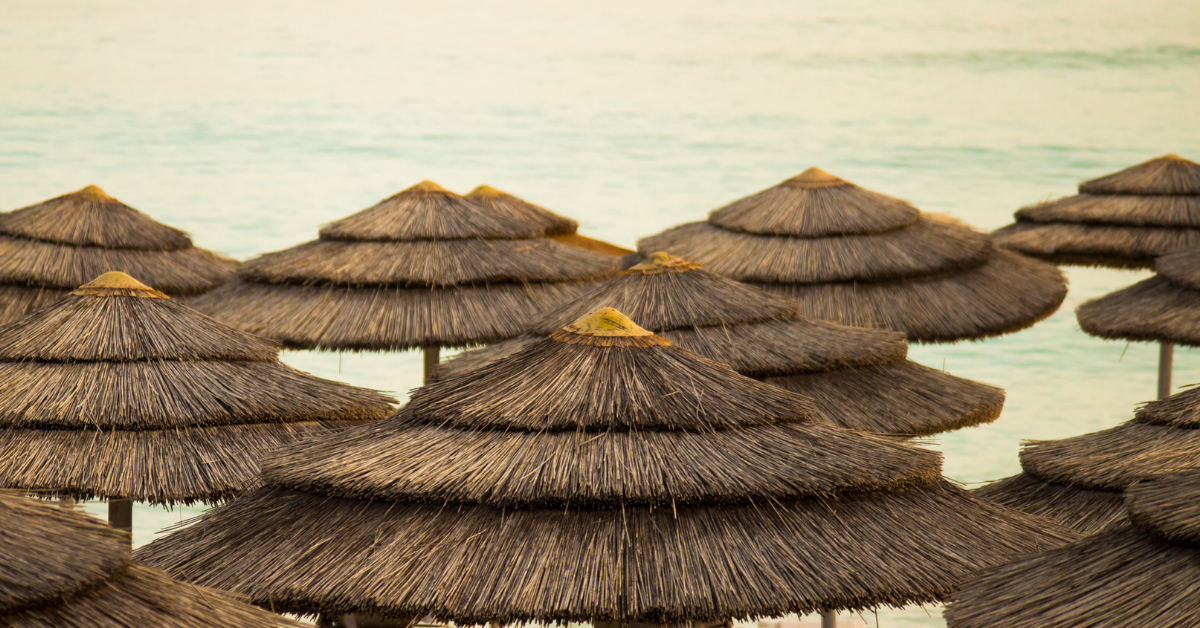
top-left (3, 1), bottom-right (1200, 625)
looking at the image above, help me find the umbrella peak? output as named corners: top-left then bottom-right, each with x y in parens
top-left (550, 307), bottom-right (671, 347)
top-left (70, 184), bottom-right (117, 202)
top-left (621, 251), bottom-right (703, 275)
top-left (405, 180), bottom-right (451, 194)
top-left (71, 272), bottom-right (170, 298)
top-left (781, 167), bottom-right (849, 189)
top-left (467, 184), bottom-right (508, 198)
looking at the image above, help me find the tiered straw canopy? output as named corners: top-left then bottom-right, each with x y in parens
top-left (0, 272), bottom-right (395, 505)
top-left (437, 252), bottom-right (1005, 436)
top-left (947, 469), bottom-right (1200, 628)
top-left (993, 154), bottom-right (1200, 268)
top-left (975, 386), bottom-right (1200, 534)
top-left (1077, 246), bottom-right (1200, 346)
top-left (0, 492), bottom-right (306, 627)
top-left (466, 185), bottom-right (635, 257)
top-left (638, 168), bottom-right (1068, 342)
top-left (191, 181), bottom-right (619, 351)
top-left (0, 185), bottom-right (238, 324)
top-left (137, 307), bottom-right (1073, 624)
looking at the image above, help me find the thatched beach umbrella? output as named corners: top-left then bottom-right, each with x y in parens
top-left (437, 252), bottom-right (1005, 437)
top-left (0, 185), bottom-right (238, 324)
top-left (190, 181), bottom-right (619, 382)
top-left (974, 384), bottom-right (1200, 534)
top-left (466, 185), bottom-right (635, 257)
top-left (947, 469), bottom-right (1200, 627)
top-left (137, 307), bottom-right (1074, 625)
top-left (637, 168), bottom-right (1068, 342)
top-left (0, 492), bottom-right (307, 627)
top-left (995, 154), bottom-right (1200, 398)
top-left (0, 272), bottom-right (395, 539)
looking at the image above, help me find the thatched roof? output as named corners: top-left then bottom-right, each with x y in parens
top-left (0, 272), bottom-right (395, 505)
top-left (137, 307), bottom-right (1075, 624)
top-left (192, 181), bottom-right (617, 350)
top-left (946, 469), bottom-right (1200, 628)
top-left (1076, 246), bottom-right (1200, 346)
top-left (638, 169), bottom-right (1067, 342)
top-left (465, 185), bottom-right (579, 236)
top-left (974, 384), bottom-right (1200, 533)
top-left (0, 491), bottom-right (306, 627)
top-left (437, 252), bottom-right (1004, 436)
top-left (994, 154), bottom-right (1200, 268)
top-left (0, 185), bottom-right (239, 324)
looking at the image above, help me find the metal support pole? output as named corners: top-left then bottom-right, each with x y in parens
top-left (423, 346), bottom-right (440, 386)
top-left (822, 611), bottom-right (837, 628)
top-left (1159, 341), bottom-right (1174, 400)
top-left (108, 498), bottom-right (133, 547)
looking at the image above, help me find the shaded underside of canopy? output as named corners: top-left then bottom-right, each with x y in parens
top-left (972, 472), bottom-right (1126, 535)
top-left (138, 482), bottom-right (1075, 623)
top-left (1076, 275), bottom-right (1200, 346)
top-left (992, 221), bottom-right (1200, 269)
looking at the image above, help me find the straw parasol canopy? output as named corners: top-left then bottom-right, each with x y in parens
top-left (0, 272), bottom-right (395, 506)
top-left (974, 384), bottom-right (1200, 534)
top-left (637, 168), bottom-right (1068, 342)
top-left (0, 491), bottom-right (307, 627)
top-left (1077, 245), bottom-right (1200, 347)
top-left (437, 252), bottom-right (1005, 437)
top-left (189, 181), bottom-right (619, 356)
top-left (0, 185), bottom-right (239, 324)
top-left (137, 307), bottom-right (1074, 624)
top-left (466, 185), bottom-right (635, 257)
top-left (993, 154), bottom-right (1200, 269)
top-left (946, 469), bottom-right (1200, 628)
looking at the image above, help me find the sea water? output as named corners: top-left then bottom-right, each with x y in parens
top-left (2, 0), bottom-right (1199, 625)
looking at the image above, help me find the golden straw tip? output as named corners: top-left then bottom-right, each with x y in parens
top-left (467, 185), bottom-right (507, 198)
top-left (562, 307), bottom-right (655, 337)
top-left (783, 167), bottom-right (848, 189)
top-left (407, 180), bottom-right (451, 193)
top-left (73, 185), bottom-right (116, 201)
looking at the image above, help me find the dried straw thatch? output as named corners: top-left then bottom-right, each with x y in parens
top-left (946, 469), bottom-right (1200, 628)
top-left (0, 185), bottom-right (239, 324)
top-left (0, 272), bottom-right (394, 505)
top-left (437, 253), bottom-right (1004, 437)
top-left (0, 491), bottom-right (307, 627)
top-left (1077, 246), bottom-right (1200, 346)
top-left (975, 384), bottom-right (1200, 534)
top-left (466, 186), bottom-right (634, 257)
top-left (993, 154), bottom-right (1200, 268)
top-left (637, 168), bottom-right (1067, 342)
top-left (138, 307), bottom-right (1075, 623)
top-left (191, 181), bottom-right (618, 351)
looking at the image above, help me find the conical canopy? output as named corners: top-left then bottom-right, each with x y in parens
top-left (638, 169), bottom-right (1067, 342)
top-left (0, 492), bottom-right (306, 627)
top-left (993, 154), bottom-right (1200, 268)
top-left (0, 185), bottom-right (239, 324)
top-left (466, 185), bottom-right (635, 257)
top-left (0, 272), bottom-right (395, 504)
top-left (947, 469), bottom-right (1200, 628)
top-left (137, 307), bottom-right (1073, 624)
top-left (190, 181), bottom-right (618, 351)
top-left (1076, 245), bottom-right (1200, 346)
top-left (437, 252), bottom-right (1005, 436)
top-left (975, 385), bottom-right (1200, 534)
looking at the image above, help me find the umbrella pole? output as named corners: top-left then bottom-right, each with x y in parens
top-left (1159, 341), bottom-right (1174, 400)
top-left (822, 611), bottom-right (836, 628)
top-left (423, 346), bottom-right (439, 385)
top-left (108, 498), bottom-right (133, 546)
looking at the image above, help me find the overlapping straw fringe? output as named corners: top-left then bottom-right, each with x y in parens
top-left (0, 285), bottom-right (69, 326)
top-left (192, 279), bottom-right (601, 350)
top-left (466, 185), bottom-right (579, 237)
top-left (0, 491), bottom-right (128, 614)
top-left (0, 185), bottom-right (192, 250)
top-left (973, 472), bottom-right (1127, 535)
top-left (137, 482), bottom-right (1076, 623)
top-left (1015, 193), bottom-right (1200, 228)
top-left (1076, 275), bottom-right (1200, 346)
top-left (639, 218), bottom-right (990, 283)
top-left (319, 181), bottom-right (540, 241)
top-left (0, 293), bottom-right (280, 361)
top-left (758, 247), bottom-right (1067, 342)
top-left (0, 235), bottom-right (239, 292)
top-left (1154, 245), bottom-right (1200, 290)
top-left (240, 237), bottom-right (616, 286)
top-left (408, 337), bottom-right (818, 431)
top-left (992, 221), bottom-right (1200, 269)
top-left (1125, 469), bottom-right (1200, 544)
top-left (707, 175), bottom-right (921, 237)
top-left (0, 422), bottom-right (359, 505)
top-left (1018, 420), bottom-right (1200, 490)
top-left (764, 361), bottom-right (1004, 436)
top-left (1134, 384), bottom-right (1200, 427)
top-left (259, 418), bottom-right (941, 507)
top-left (1077, 153), bottom-right (1200, 196)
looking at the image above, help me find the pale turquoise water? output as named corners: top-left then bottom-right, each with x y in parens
top-left (3, 1), bottom-right (1200, 625)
